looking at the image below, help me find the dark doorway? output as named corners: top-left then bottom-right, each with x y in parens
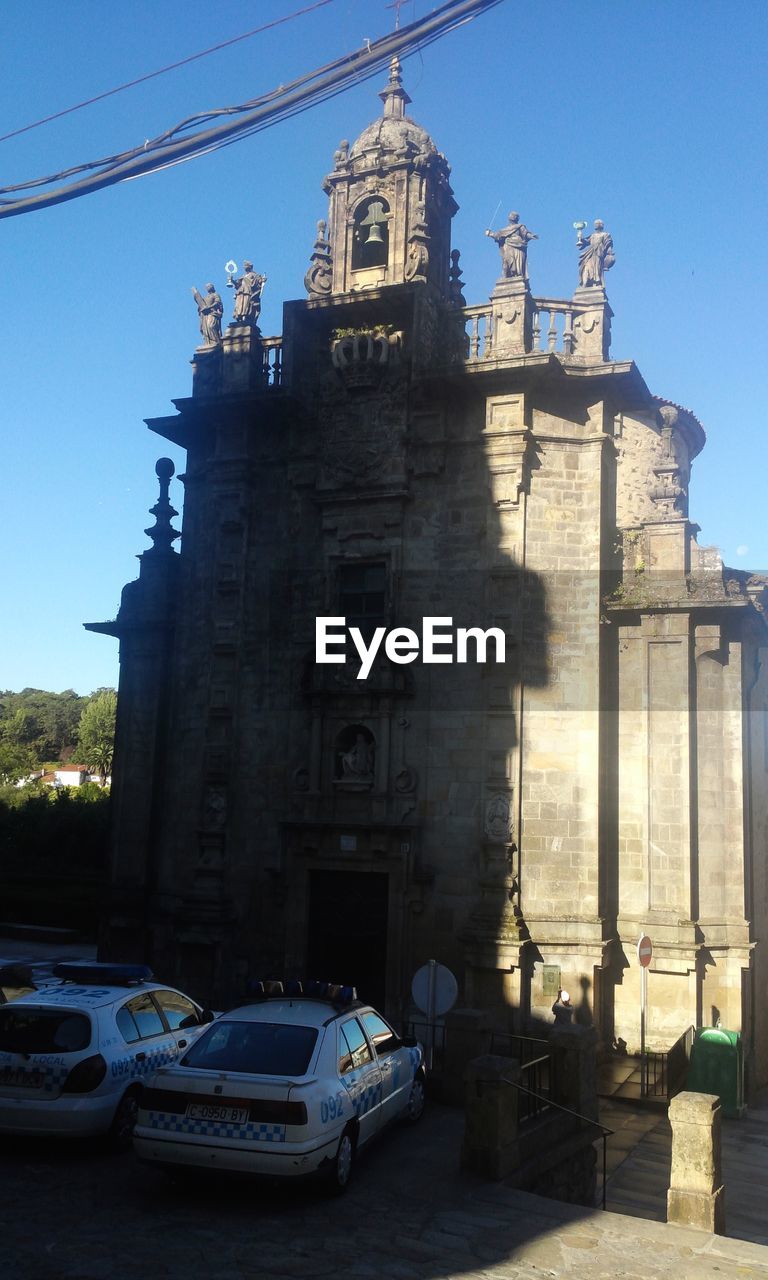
top-left (306, 870), bottom-right (388, 1010)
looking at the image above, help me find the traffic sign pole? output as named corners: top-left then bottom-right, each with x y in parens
top-left (640, 963), bottom-right (647, 1095)
top-left (426, 958), bottom-right (437, 1070)
top-left (637, 935), bottom-right (653, 1097)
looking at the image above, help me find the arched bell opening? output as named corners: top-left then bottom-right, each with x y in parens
top-left (352, 197), bottom-right (390, 271)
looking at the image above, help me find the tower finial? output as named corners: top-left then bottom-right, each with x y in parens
top-left (379, 55), bottom-right (411, 119)
top-left (144, 458), bottom-right (181, 556)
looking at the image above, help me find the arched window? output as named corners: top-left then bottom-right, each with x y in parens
top-left (352, 198), bottom-right (390, 270)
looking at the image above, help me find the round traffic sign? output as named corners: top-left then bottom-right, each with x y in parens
top-left (637, 935), bottom-right (653, 967)
top-left (411, 961), bottom-right (458, 1017)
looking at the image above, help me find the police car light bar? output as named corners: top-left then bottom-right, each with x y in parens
top-left (245, 978), bottom-right (358, 1006)
top-left (52, 962), bottom-right (153, 986)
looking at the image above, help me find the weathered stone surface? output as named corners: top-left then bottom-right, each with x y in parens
top-left (667, 1090), bottom-right (726, 1234)
top-left (94, 63), bottom-right (768, 1091)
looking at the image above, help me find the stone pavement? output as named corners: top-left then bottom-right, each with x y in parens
top-left (2, 1102), bottom-right (768, 1280)
top-left (603, 1087), bottom-right (768, 1247)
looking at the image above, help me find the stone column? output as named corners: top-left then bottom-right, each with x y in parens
top-left (666, 1091), bottom-right (726, 1234)
top-left (461, 1055), bottom-right (521, 1179)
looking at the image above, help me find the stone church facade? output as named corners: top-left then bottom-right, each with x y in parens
top-left (90, 62), bottom-right (768, 1087)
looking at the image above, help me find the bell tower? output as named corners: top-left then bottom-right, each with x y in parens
top-left (308, 58), bottom-right (458, 298)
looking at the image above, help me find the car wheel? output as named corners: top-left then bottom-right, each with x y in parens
top-left (108, 1089), bottom-right (140, 1151)
top-left (327, 1126), bottom-right (355, 1194)
top-left (405, 1073), bottom-right (426, 1123)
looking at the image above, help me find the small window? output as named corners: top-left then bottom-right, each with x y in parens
top-left (338, 562), bottom-right (386, 639)
top-left (361, 1011), bottom-right (401, 1056)
top-left (124, 993), bottom-right (165, 1040)
top-left (153, 989), bottom-right (200, 1031)
top-left (338, 1018), bottom-right (373, 1074)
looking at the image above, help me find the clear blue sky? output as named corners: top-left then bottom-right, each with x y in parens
top-left (2, 1), bottom-right (766, 695)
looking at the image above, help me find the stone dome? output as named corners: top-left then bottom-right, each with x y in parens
top-left (349, 112), bottom-right (437, 160)
top-left (348, 58), bottom-right (438, 161)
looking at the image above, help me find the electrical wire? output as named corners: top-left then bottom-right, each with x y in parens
top-left (0, 1), bottom-right (335, 146)
top-left (0, 0), bottom-right (502, 220)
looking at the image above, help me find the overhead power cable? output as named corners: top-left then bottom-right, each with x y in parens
top-left (0, 0), bottom-right (502, 220)
top-left (0, 1), bottom-right (335, 146)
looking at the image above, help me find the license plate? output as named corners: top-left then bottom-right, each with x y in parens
top-left (186, 1102), bottom-right (248, 1124)
top-left (0, 1067), bottom-right (44, 1089)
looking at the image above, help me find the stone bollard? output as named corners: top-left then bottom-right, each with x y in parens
top-left (440, 1008), bottom-right (491, 1105)
top-left (548, 1023), bottom-right (599, 1124)
top-left (461, 1055), bottom-right (520, 1179)
top-left (666, 1091), bottom-right (725, 1234)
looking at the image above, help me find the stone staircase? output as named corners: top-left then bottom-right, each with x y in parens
top-left (597, 1087), bottom-right (768, 1246)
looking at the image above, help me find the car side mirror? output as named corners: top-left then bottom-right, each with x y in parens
top-left (200, 1008), bottom-right (215, 1024)
top-left (401, 1035), bottom-right (418, 1048)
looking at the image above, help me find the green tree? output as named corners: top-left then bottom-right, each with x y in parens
top-left (0, 739), bottom-right (36, 785)
top-left (76, 691), bottom-right (117, 785)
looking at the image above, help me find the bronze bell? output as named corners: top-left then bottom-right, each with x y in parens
top-left (365, 221), bottom-right (385, 245)
top-left (360, 200), bottom-right (387, 245)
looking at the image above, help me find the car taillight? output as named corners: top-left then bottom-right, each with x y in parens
top-left (61, 1054), bottom-right (107, 1094)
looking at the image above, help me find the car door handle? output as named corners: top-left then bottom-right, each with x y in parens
top-left (135, 1052), bottom-right (146, 1063)
top-left (177, 1039), bottom-right (188, 1049)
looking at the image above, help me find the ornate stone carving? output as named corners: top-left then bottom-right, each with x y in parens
top-left (191, 283), bottom-right (223, 348)
top-left (333, 139), bottom-right (349, 168)
top-left (404, 205), bottom-right (430, 283)
top-left (485, 792), bottom-right (514, 842)
top-left (304, 219), bottom-right (333, 297)
top-left (485, 211), bottom-right (538, 279)
top-left (228, 262), bottom-right (267, 327)
top-left (330, 328), bottom-right (403, 391)
top-left (577, 220), bottom-right (615, 288)
top-left (334, 725), bottom-right (376, 787)
top-left (202, 785), bottom-right (227, 831)
top-left (394, 766), bottom-right (417, 793)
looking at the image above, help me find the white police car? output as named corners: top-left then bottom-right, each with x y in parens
top-left (134, 979), bottom-right (425, 1190)
top-left (0, 962), bottom-right (213, 1146)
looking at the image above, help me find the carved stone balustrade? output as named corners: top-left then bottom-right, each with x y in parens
top-left (459, 292), bottom-right (612, 365)
top-left (261, 336), bottom-right (283, 388)
top-left (531, 298), bottom-right (577, 356)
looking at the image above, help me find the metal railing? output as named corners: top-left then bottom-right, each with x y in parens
top-left (500, 1075), bottom-right (614, 1211)
top-left (405, 1018), bottom-right (447, 1071)
top-left (644, 1024), bottom-right (695, 1099)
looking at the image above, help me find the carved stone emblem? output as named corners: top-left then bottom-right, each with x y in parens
top-left (485, 792), bottom-right (514, 842)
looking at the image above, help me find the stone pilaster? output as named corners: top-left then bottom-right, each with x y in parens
top-left (461, 1055), bottom-right (521, 1179)
top-left (572, 286), bottom-right (612, 362)
top-left (489, 277), bottom-right (533, 356)
top-left (222, 323), bottom-right (265, 393)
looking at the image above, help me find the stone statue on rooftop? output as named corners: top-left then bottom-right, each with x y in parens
top-left (577, 220), bottom-right (615, 288)
top-left (485, 211), bottom-right (538, 279)
top-left (191, 283), bottom-right (223, 347)
top-left (228, 261), bottom-right (267, 325)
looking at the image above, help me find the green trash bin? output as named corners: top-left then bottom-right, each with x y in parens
top-left (686, 1027), bottom-right (745, 1118)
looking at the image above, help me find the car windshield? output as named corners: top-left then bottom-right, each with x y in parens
top-left (0, 1007), bottom-right (91, 1054)
top-left (181, 1020), bottom-right (318, 1076)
